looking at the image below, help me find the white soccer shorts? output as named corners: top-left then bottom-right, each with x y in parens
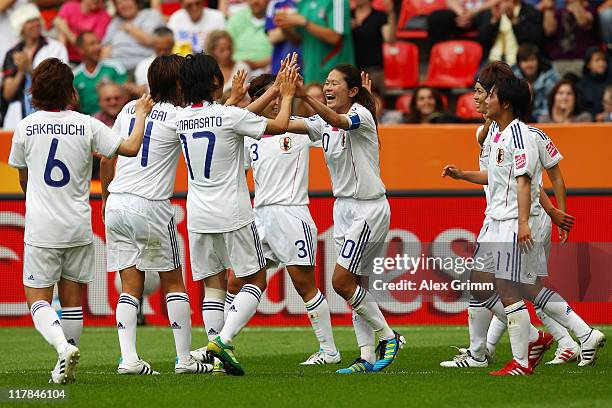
top-left (478, 215), bottom-right (547, 284)
top-left (254, 205), bottom-right (317, 267)
top-left (333, 197), bottom-right (390, 275)
top-left (472, 217), bottom-right (496, 274)
top-left (23, 243), bottom-right (94, 288)
top-left (537, 211), bottom-right (552, 277)
top-left (189, 221), bottom-right (267, 281)
top-left (105, 193), bottom-right (181, 273)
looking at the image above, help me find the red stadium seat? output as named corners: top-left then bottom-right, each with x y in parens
top-left (455, 92), bottom-right (480, 119)
top-left (383, 42), bottom-right (419, 89)
top-left (422, 40), bottom-right (482, 88)
top-left (396, 0), bottom-right (447, 39)
top-left (161, 2), bottom-right (182, 16)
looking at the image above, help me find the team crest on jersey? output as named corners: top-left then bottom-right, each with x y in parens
top-left (496, 148), bottom-right (504, 164)
top-left (515, 153), bottom-right (526, 169)
top-left (279, 136), bottom-right (292, 151)
top-left (546, 141), bottom-right (558, 157)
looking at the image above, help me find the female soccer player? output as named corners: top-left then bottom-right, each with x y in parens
top-left (101, 55), bottom-right (213, 376)
top-left (226, 73), bottom-right (341, 365)
top-left (8, 58), bottom-right (152, 384)
top-left (176, 53), bottom-right (297, 376)
top-left (286, 64), bottom-right (404, 373)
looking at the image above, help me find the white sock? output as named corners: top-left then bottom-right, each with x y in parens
top-left (202, 287), bottom-right (226, 341)
top-left (219, 284), bottom-right (261, 344)
top-left (534, 305), bottom-right (576, 348)
top-left (304, 290), bottom-right (337, 354)
top-left (61, 306), bottom-right (83, 346)
top-left (486, 315), bottom-right (507, 356)
top-left (483, 293), bottom-right (507, 324)
top-left (534, 287), bottom-right (591, 343)
top-left (116, 293), bottom-right (139, 363)
top-left (166, 292), bottom-right (191, 363)
top-left (352, 309), bottom-right (375, 364)
top-left (468, 297), bottom-right (492, 361)
top-left (349, 286), bottom-right (394, 340)
top-left (505, 300), bottom-right (530, 368)
top-left (31, 301), bottom-right (69, 354)
top-left (224, 292), bottom-right (236, 321)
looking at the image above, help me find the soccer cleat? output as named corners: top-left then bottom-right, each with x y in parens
top-left (372, 331), bottom-right (405, 372)
top-left (117, 358), bottom-right (160, 375)
top-left (49, 344), bottom-right (80, 384)
top-left (207, 336), bottom-right (244, 376)
top-left (578, 329), bottom-right (606, 367)
top-left (190, 346), bottom-right (215, 364)
top-left (545, 343), bottom-right (580, 364)
top-left (300, 349), bottom-right (341, 365)
top-left (212, 357), bottom-right (227, 375)
top-left (175, 356), bottom-right (213, 374)
top-left (440, 349), bottom-right (488, 368)
top-left (336, 358), bottom-right (374, 373)
top-left (528, 330), bottom-right (554, 369)
top-left (489, 359), bottom-right (533, 376)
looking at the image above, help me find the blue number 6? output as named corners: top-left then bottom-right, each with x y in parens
top-left (44, 138), bottom-right (70, 187)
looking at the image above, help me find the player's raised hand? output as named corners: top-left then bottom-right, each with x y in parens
top-left (135, 94), bottom-right (154, 116)
top-left (280, 66), bottom-right (298, 98)
top-left (518, 221), bottom-right (534, 253)
top-left (226, 69), bottom-right (249, 106)
top-left (442, 164), bottom-right (464, 180)
top-left (361, 71), bottom-right (372, 93)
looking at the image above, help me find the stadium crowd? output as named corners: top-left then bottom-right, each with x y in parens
top-left (0, 0), bottom-right (611, 129)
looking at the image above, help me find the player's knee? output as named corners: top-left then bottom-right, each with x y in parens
top-left (159, 268), bottom-right (185, 293)
top-left (470, 288), bottom-right (495, 302)
top-left (331, 273), bottom-right (352, 299)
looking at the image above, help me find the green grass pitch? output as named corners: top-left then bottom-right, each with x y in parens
top-left (0, 325), bottom-right (610, 407)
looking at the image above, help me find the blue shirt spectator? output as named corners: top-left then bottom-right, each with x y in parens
top-left (265, 0), bottom-right (301, 74)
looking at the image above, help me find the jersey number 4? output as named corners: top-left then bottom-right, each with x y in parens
top-left (179, 131), bottom-right (216, 179)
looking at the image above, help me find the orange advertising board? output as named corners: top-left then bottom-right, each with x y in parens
top-left (1, 123), bottom-right (610, 194)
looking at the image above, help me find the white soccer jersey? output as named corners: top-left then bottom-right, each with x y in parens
top-left (244, 132), bottom-right (314, 207)
top-left (176, 102), bottom-right (267, 233)
top-left (476, 121), bottom-right (498, 216)
top-left (109, 101), bottom-right (182, 200)
top-left (487, 119), bottom-right (542, 221)
top-left (8, 110), bottom-right (122, 248)
top-left (303, 103), bottom-right (385, 199)
top-left (529, 126), bottom-right (563, 171)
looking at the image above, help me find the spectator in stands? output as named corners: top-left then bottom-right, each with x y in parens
top-left (512, 43), bottom-right (560, 120)
top-left (543, 0), bottom-right (599, 76)
top-left (539, 79), bottom-right (593, 122)
top-left (102, 0), bottom-right (165, 71)
top-left (1, 3), bottom-right (68, 129)
top-left (372, 88), bottom-right (404, 124)
top-left (73, 31), bottom-right (128, 115)
top-left (598, 1), bottom-right (612, 49)
top-left (0, 0), bottom-right (28, 69)
top-left (480, 0), bottom-right (543, 65)
top-left (595, 84), bottom-right (612, 122)
top-left (351, 0), bottom-right (396, 93)
top-left (168, 0), bottom-right (226, 55)
top-left (94, 81), bottom-right (127, 128)
top-left (54, 0), bottom-right (112, 63)
top-left (426, 0), bottom-right (496, 46)
top-left (405, 86), bottom-right (462, 123)
top-left (295, 82), bottom-right (325, 117)
top-left (132, 27), bottom-right (175, 94)
top-left (578, 47), bottom-right (611, 118)
top-left (274, 0), bottom-right (355, 84)
top-left (227, 0), bottom-right (272, 75)
top-left (265, 0), bottom-right (301, 75)
top-left (206, 30), bottom-right (251, 92)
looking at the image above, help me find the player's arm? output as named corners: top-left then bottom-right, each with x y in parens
top-left (517, 175), bottom-right (534, 252)
top-left (243, 53), bottom-right (297, 114)
top-left (477, 119), bottom-right (492, 146)
top-left (17, 168), bottom-right (27, 193)
top-left (442, 165), bottom-right (488, 185)
top-left (300, 93), bottom-right (352, 130)
top-left (287, 119), bottom-right (309, 134)
top-left (115, 95), bottom-right (154, 156)
top-left (263, 67), bottom-right (297, 135)
top-left (543, 164), bottom-right (575, 242)
top-left (100, 156), bottom-right (117, 223)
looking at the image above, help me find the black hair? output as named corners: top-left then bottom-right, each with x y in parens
top-left (248, 74), bottom-right (275, 99)
top-left (476, 61), bottom-right (514, 93)
top-left (332, 64), bottom-right (377, 125)
top-left (31, 58), bottom-right (77, 110)
top-left (406, 86), bottom-right (445, 123)
top-left (493, 77), bottom-right (532, 121)
top-left (153, 26), bottom-right (174, 38)
top-left (179, 53), bottom-right (224, 104)
top-left (547, 79), bottom-right (582, 117)
top-left (75, 31), bottom-right (97, 48)
top-left (148, 54), bottom-right (184, 105)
